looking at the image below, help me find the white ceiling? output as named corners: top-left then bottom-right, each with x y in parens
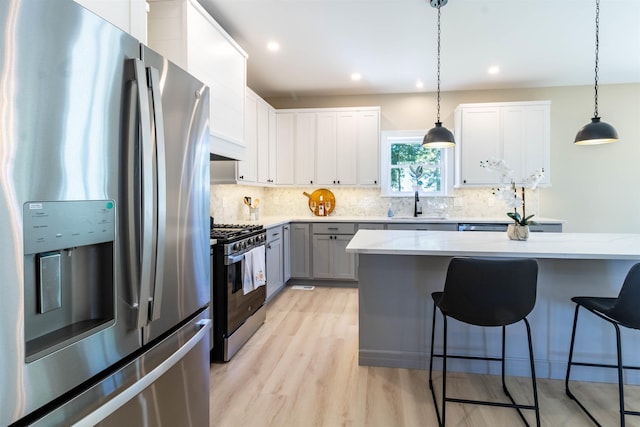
top-left (198, 0), bottom-right (640, 99)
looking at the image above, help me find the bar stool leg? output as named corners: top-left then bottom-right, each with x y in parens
top-left (524, 318), bottom-right (541, 427)
top-left (565, 304), bottom-right (580, 400)
top-left (441, 315), bottom-right (448, 427)
top-left (429, 303), bottom-right (444, 427)
top-left (614, 323), bottom-right (625, 427)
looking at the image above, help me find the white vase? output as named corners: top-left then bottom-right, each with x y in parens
top-left (507, 224), bottom-right (530, 241)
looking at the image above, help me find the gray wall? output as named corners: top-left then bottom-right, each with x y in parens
top-left (266, 83), bottom-right (640, 233)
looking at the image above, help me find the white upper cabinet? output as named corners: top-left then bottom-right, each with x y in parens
top-left (315, 112), bottom-right (338, 185)
top-left (237, 89), bottom-right (276, 184)
top-left (334, 112), bottom-right (358, 185)
top-left (454, 101), bottom-right (551, 187)
top-left (277, 107), bottom-right (380, 187)
top-left (355, 110), bottom-right (380, 186)
top-left (73, 0), bottom-right (148, 43)
top-left (275, 113), bottom-right (295, 185)
top-left (295, 113), bottom-right (317, 186)
top-left (237, 91), bottom-right (258, 183)
top-left (147, 0), bottom-right (247, 160)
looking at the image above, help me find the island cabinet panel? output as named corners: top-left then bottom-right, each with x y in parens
top-left (311, 223), bottom-right (357, 281)
top-left (347, 230), bottom-right (640, 383)
top-left (289, 223), bottom-right (311, 279)
top-left (454, 101), bottom-right (551, 187)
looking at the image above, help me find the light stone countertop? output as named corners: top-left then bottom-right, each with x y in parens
top-left (345, 229), bottom-right (640, 260)
top-left (235, 215), bottom-right (565, 229)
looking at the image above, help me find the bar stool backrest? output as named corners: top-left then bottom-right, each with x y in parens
top-left (609, 263), bottom-right (640, 329)
top-left (438, 257), bottom-right (538, 327)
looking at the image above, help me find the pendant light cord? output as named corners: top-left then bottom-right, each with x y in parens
top-left (436, 3), bottom-right (442, 123)
top-left (593, 0), bottom-right (600, 118)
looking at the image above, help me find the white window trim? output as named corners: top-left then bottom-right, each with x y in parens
top-left (380, 130), bottom-right (454, 197)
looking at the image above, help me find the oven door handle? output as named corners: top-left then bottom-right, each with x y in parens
top-left (225, 253), bottom-right (245, 266)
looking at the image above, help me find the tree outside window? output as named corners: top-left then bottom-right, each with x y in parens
top-left (390, 141), bottom-right (442, 193)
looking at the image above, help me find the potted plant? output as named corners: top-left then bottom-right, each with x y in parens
top-left (480, 159), bottom-right (544, 241)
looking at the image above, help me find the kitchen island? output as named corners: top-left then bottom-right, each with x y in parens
top-left (346, 230), bottom-right (640, 383)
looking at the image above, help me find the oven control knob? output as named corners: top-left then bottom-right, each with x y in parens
top-left (233, 243), bottom-right (240, 251)
top-left (241, 241), bottom-right (247, 249)
top-left (248, 238), bottom-right (254, 245)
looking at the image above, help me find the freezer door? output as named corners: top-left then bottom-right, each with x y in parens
top-left (30, 310), bottom-right (211, 427)
top-left (0, 1), bottom-right (143, 424)
top-left (138, 46), bottom-right (211, 344)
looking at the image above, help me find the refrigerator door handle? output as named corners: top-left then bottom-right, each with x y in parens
top-left (147, 66), bottom-right (166, 321)
top-left (132, 58), bottom-right (154, 328)
top-left (70, 319), bottom-right (212, 427)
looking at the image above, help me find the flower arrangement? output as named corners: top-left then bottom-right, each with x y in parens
top-left (479, 158), bottom-right (544, 226)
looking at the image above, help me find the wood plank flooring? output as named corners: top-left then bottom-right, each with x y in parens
top-left (210, 286), bottom-right (640, 426)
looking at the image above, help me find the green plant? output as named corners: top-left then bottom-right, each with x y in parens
top-left (409, 165), bottom-right (424, 187)
top-left (507, 211), bottom-right (538, 226)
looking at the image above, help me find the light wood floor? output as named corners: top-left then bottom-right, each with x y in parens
top-left (210, 286), bottom-right (640, 426)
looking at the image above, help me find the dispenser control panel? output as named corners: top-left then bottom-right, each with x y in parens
top-left (23, 200), bottom-right (116, 255)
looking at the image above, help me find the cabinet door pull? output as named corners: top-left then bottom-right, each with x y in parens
top-left (327, 227), bottom-right (339, 230)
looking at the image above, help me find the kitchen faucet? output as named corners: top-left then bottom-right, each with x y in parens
top-left (414, 190), bottom-right (422, 217)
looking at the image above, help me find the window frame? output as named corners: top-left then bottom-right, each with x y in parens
top-left (380, 130), bottom-right (454, 197)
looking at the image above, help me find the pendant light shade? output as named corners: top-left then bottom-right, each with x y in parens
top-left (574, 117), bottom-right (619, 145)
top-left (423, 0), bottom-right (455, 148)
top-left (575, 0), bottom-right (618, 145)
top-left (424, 121), bottom-right (455, 148)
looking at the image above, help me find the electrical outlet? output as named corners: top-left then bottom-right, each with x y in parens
top-left (453, 198), bottom-right (463, 207)
top-left (487, 197), bottom-right (495, 207)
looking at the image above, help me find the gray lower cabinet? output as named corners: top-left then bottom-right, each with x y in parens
top-left (387, 223), bottom-right (458, 231)
top-left (266, 226), bottom-right (284, 299)
top-left (283, 224), bottom-right (291, 283)
top-left (529, 223), bottom-right (562, 232)
top-left (312, 223), bottom-right (357, 281)
top-left (289, 223), bottom-right (311, 279)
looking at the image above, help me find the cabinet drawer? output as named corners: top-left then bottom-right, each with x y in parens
top-left (312, 223), bottom-right (355, 235)
top-left (357, 223), bottom-right (385, 230)
top-left (387, 223), bottom-right (457, 231)
top-left (267, 226), bottom-right (283, 241)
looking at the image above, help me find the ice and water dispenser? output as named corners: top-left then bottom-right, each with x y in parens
top-left (23, 200), bottom-right (116, 361)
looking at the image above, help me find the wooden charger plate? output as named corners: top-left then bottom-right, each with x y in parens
top-left (303, 188), bottom-right (335, 216)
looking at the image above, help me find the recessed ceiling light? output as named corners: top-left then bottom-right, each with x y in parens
top-left (488, 66), bottom-right (500, 75)
top-left (416, 80), bottom-right (424, 89)
top-left (267, 41), bottom-right (280, 52)
top-left (351, 73), bottom-right (362, 81)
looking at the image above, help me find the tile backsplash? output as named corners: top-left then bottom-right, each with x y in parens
top-left (210, 184), bottom-right (542, 223)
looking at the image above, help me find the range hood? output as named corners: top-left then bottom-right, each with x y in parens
top-left (210, 134), bottom-right (245, 161)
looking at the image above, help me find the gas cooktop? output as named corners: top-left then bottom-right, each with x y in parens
top-left (210, 224), bottom-right (264, 242)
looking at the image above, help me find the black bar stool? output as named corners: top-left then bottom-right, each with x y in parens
top-left (565, 262), bottom-right (640, 426)
top-left (429, 257), bottom-right (540, 427)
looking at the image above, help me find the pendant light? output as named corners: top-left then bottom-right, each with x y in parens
top-left (575, 0), bottom-right (618, 145)
top-left (423, 0), bottom-right (455, 148)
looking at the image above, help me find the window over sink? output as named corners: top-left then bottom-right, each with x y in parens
top-left (380, 130), bottom-right (454, 197)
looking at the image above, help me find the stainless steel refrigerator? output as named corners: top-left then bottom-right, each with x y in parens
top-left (0, 1), bottom-right (211, 425)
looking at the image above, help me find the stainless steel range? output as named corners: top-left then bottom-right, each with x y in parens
top-left (210, 223), bottom-right (267, 361)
